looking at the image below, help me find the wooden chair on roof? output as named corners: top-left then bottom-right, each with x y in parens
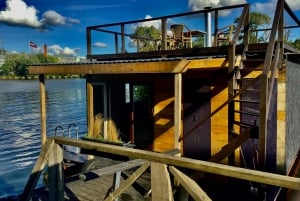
top-left (170, 24), bottom-right (193, 49)
top-left (215, 24), bottom-right (235, 46)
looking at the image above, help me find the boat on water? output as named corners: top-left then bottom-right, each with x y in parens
top-left (5, 0), bottom-right (300, 200)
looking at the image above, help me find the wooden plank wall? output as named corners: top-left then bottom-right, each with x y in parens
top-left (153, 77), bottom-right (175, 152)
top-left (277, 68), bottom-right (286, 174)
top-left (210, 71), bottom-right (230, 163)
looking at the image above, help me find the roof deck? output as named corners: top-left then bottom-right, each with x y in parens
top-left (29, 2), bottom-right (300, 75)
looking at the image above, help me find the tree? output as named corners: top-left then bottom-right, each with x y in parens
top-left (192, 36), bottom-right (205, 48)
top-left (290, 38), bottom-right (300, 49)
top-left (1, 53), bottom-right (59, 76)
top-left (235, 12), bottom-right (271, 43)
top-left (131, 26), bottom-right (161, 52)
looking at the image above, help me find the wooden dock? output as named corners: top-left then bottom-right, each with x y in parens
top-left (25, 157), bottom-right (151, 201)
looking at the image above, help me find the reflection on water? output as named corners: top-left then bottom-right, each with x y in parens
top-left (0, 79), bottom-right (86, 198)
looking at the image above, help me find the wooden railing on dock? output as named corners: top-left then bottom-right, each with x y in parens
top-left (21, 136), bottom-right (300, 201)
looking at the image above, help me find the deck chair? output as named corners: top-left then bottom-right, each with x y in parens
top-left (215, 24), bottom-right (235, 46)
top-left (170, 24), bottom-right (193, 49)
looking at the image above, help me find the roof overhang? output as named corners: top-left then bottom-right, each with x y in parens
top-left (29, 57), bottom-right (237, 75)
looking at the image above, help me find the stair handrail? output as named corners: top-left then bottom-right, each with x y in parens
top-left (262, 0), bottom-right (284, 75)
top-left (258, 0), bottom-right (285, 169)
top-left (231, 4), bottom-right (250, 46)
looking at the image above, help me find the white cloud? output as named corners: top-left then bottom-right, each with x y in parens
top-left (41, 11), bottom-right (66, 26)
top-left (138, 15), bottom-right (161, 29)
top-left (93, 42), bottom-right (107, 48)
top-left (0, 0), bottom-right (42, 28)
top-left (286, 0), bottom-right (300, 11)
top-left (251, 0), bottom-right (300, 21)
top-left (48, 45), bottom-right (80, 56)
top-left (0, 0), bottom-right (80, 31)
top-left (188, 0), bottom-right (247, 16)
top-left (252, 0), bottom-right (277, 13)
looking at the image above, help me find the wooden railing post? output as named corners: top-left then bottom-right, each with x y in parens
top-left (121, 24), bottom-right (125, 53)
top-left (151, 162), bottom-right (173, 201)
top-left (20, 139), bottom-right (54, 201)
top-left (114, 33), bottom-right (119, 54)
top-left (86, 28), bottom-right (92, 56)
top-left (48, 143), bottom-right (64, 201)
top-left (161, 18), bottom-right (167, 50)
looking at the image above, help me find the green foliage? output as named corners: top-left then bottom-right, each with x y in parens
top-left (133, 85), bottom-right (150, 102)
top-left (248, 12), bottom-right (271, 29)
top-left (1, 53), bottom-right (59, 76)
top-left (131, 26), bottom-right (161, 51)
top-left (235, 12), bottom-right (271, 43)
top-left (289, 38), bottom-right (300, 49)
top-left (192, 36), bottom-right (205, 48)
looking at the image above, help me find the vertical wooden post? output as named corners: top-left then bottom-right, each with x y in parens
top-left (86, 28), bottom-right (92, 56)
top-left (228, 44), bottom-right (235, 165)
top-left (243, 5), bottom-right (250, 49)
top-left (161, 18), bottom-right (167, 50)
top-left (129, 84), bottom-right (135, 143)
top-left (174, 73), bottom-right (182, 151)
top-left (114, 33), bottom-right (119, 54)
top-left (48, 143), bottom-right (64, 201)
top-left (39, 74), bottom-right (47, 147)
top-left (151, 162), bottom-right (173, 201)
top-left (214, 10), bottom-right (219, 47)
top-left (258, 74), bottom-right (268, 170)
top-left (121, 24), bottom-right (125, 53)
top-left (278, 4), bottom-right (284, 68)
top-left (86, 75), bottom-right (94, 137)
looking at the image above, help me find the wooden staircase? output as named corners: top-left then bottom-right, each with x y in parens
top-left (232, 44), bottom-right (268, 142)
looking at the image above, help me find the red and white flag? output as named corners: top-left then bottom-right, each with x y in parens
top-left (29, 41), bottom-right (37, 48)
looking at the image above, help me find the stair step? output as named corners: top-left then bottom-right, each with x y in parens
top-left (234, 88), bottom-right (260, 93)
top-left (242, 60), bottom-right (264, 69)
top-left (234, 110), bottom-right (260, 116)
top-left (242, 58), bottom-right (265, 62)
top-left (233, 99), bottom-right (259, 104)
top-left (237, 69), bottom-right (263, 77)
top-left (234, 121), bottom-right (256, 128)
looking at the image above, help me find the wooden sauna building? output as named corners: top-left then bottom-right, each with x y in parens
top-left (24, 1), bottom-right (300, 200)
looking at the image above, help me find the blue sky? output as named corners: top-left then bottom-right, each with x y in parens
top-left (0, 0), bottom-right (299, 57)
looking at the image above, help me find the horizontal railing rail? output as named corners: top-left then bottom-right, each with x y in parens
top-left (86, 4), bottom-right (249, 55)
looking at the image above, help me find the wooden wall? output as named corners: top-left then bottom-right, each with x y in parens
top-left (152, 76), bottom-right (175, 152)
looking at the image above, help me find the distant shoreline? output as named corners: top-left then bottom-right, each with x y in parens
top-left (0, 75), bottom-right (83, 80)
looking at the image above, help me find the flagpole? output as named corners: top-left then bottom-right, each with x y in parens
top-left (28, 41), bottom-right (31, 54)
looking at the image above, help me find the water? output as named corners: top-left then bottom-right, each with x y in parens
top-left (0, 79), bottom-right (87, 198)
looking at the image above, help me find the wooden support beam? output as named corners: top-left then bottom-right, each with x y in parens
top-left (86, 75), bottom-right (94, 137)
top-left (20, 139), bottom-right (54, 201)
top-left (174, 73), bottom-right (182, 151)
top-left (48, 143), bottom-right (64, 201)
top-left (39, 74), bottom-right (47, 146)
top-left (29, 60), bottom-right (184, 75)
top-left (51, 136), bottom-right (300, 190)
top-left (258, 74), bottom-right (268, 170)
top-left (104, 161), bottom-right (150, 201)
top-left (151, 162), bottom-right (173, 201)
top-left (169, 166), bottom-right (212, 201)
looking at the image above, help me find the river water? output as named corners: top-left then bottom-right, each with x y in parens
top-left (0, 79), bottom-right (87, 198)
